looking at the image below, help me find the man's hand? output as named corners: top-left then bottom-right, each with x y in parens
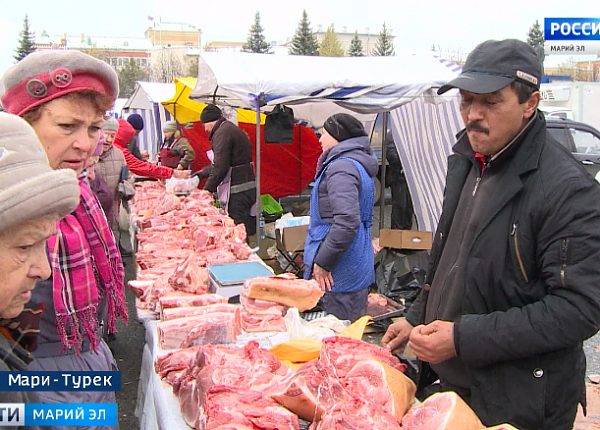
top-left (313, 263), bottom-right (334, 292)
top-left (381, 318), bottom-right (414, 354)
top-left (176, 165), bottom-right (184, 170)
top-left (408, 320), bottom-right (456, 364)
top-left (172, 169), bottom-right (191, 179)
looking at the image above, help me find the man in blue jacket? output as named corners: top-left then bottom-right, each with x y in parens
top-left (382, 39), bottom-right (600, 430)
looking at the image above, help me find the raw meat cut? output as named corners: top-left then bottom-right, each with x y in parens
top-left (240, 295), bottom-right (287, 316)
top-left (128, 280), bottom-right (154, 298)
top-left (158, 293), bottom-right (228, 311)
top-left (162, 304), bottom-right (239, 321)
top-left (368, 293), bottom-right (388, 307)
top-left (178, 341), bottom-right (290, 428)
top-left (319, 336), bottom-right (407, 378)
top-left (343, 359), bottom-right (416, 419)
top-left (182, 311), bottom-right (241, 348)
top-left (308, 397), bottom-right (401, 430)
top-left (401, 391), bottom-right (484, 430)
top-left (154, 345), bottom-right (203, 379)
top-left (240, 311), bottom-right (287, 332)
top-left (199, 385), bottom-right (300, 430)
top-left (169, 252), bottom-right (208, 294)
top-left (264, 360), bottom-right (350, 422)
top-left (245, 275), bottom-right (323, 311)
top-left (157, 309), bottom-right (241, 349)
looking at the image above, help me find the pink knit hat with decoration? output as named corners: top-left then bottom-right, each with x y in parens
top-left (0, 50), bottom-right (119, 116)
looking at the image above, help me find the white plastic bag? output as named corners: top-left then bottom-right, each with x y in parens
top-left (285, 308), bottom-right (348, 342)
top-left (165, 176), bottom-right (200, 194)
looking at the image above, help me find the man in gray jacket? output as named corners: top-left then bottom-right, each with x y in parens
top-left (382, 39), bottom-right (600, 430)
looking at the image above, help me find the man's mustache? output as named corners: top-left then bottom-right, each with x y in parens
top-left (467, 122), bottom-right (490, 135)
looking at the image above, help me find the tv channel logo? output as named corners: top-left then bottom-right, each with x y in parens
top-left (544, 18), bottom-right (600, 55)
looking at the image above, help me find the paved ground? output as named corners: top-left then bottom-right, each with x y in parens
top-left (110, 253), bottom-right (145, 430)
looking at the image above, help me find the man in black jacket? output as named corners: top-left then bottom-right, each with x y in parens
top-left (382, 39), bottom-right (600, 430)
top-left (199, 104), bottom-right (256, 236)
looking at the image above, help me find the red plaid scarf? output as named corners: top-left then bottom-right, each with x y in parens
top-left (47, 178), bottom-right (128, 353)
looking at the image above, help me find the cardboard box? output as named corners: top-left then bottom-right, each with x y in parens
top-left (379, 229), bottom-right (433, 250)
top-left (276, 224), bottom-right (308, 252)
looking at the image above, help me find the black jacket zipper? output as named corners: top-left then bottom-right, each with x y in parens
top-left (560, 238), bottom-right (569, 288)
top-left (511, 223), bottom-right (529, 283)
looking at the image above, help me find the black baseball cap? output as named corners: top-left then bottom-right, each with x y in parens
top-left (438, 39), bottom-right (542, 95)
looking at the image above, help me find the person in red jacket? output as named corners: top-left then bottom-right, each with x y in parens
top-left (113, 119), bottom-right (190, 180)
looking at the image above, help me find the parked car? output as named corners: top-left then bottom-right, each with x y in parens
top-left (545, 117), bottom-right (600, 178)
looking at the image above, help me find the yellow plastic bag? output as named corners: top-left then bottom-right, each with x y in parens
top-left (270, 316), bottom-right (372, 368)
top-left (269, 338), bottom-right (320, 368)
top-left (340, 315), bottom-right (372, 339)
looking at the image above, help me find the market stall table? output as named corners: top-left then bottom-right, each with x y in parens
top-left (134, 303), bottom-right (290, 430)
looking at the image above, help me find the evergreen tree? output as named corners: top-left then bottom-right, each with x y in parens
top-left (117, 59), bottom-right (148, 98)
top-left (347, 31), bottom-right (364, 57)
top-left (14, 15), bottom-right (36, 62)
top-left (319, 25), bottom-right (344, 57)
top-left (527, 20), bottom-right (544, 48)
top-left (527, 20), bottom-right (545, 71)
top-left (289, 10), bottom-right (319, 56)
top-left (373, 22), bottom-right (395, 56)
top-left (243, 12), bottom-right (272, 54)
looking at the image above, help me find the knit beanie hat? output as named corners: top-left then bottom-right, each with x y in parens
top-left (163, 120), bottom-right (177, 133)
top-left (323, 113), bottom-right (367, 142)
top-left (0, 50), bottom-right (119, 116)
top-left (0, 112), bottom-right (80, 233)
top-left (200, 104), bottom-right (222, 124)
top-left (127, 113), bottom-right (144, 131)
top-left (102, 117), bottom-right (119, 131)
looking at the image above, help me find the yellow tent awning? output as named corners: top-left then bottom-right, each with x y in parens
top-left (162, 77), bottom-right (265, 125)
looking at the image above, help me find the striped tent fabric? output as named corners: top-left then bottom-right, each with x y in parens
top-left (121, 107), bottom-right (172, 160)
top-left (391, 96), bottom-right (463, 232)
top-left (434, 55), bottom-right (463, 74)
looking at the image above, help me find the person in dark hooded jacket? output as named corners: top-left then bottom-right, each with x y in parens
top-left (303, 113), bottom-right (378, 322)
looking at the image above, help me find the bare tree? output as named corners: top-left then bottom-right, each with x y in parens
top-left (150, 48), bottom-right (184, 83)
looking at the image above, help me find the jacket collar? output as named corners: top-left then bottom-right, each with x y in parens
top-left (209, 118), bottom-right (227, 140)
top-left (99, 145), bottom-right (114, 160)
top-left (453, 110), bottom-right (546, 176)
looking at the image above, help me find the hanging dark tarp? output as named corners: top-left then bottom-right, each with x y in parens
top-left (264, 104), bottom-right (294, 144)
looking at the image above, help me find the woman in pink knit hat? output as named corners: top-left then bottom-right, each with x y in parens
top-left (0, 50), bottom-right (129, 430)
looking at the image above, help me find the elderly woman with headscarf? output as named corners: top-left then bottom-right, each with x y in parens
top-left (0, 113), bottom-right (80, 416)
top-left (303, 113), bottom-right (378, 322)
top-left (0, 50), bottom-right (128, 427)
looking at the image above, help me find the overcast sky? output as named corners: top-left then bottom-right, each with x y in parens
top-left (0, 0), bottom-right (597, 76)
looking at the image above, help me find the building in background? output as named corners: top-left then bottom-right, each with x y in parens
top-left (35, 33), bottom-right (153, 69)
top-left (144, 22), bottom-right (202, 48)
top-left (34, 21), bottom-right (202, 76)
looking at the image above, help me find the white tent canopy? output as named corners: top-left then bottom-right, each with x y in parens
top-left (189, 51), bottom-right (464, 233)
top-left (122, 82), bottom-right (176, 159)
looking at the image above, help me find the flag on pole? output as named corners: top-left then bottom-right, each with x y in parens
top-left (147, 16), bottom-right (154, 21)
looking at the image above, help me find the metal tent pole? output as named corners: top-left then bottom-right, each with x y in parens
top-left (379, 112), bottom-right (389, 230)
top-left (255, 95), bottom-right (263, 249)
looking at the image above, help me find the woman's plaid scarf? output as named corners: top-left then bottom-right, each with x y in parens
top-left (48, 178), bottom-right (128, 353)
